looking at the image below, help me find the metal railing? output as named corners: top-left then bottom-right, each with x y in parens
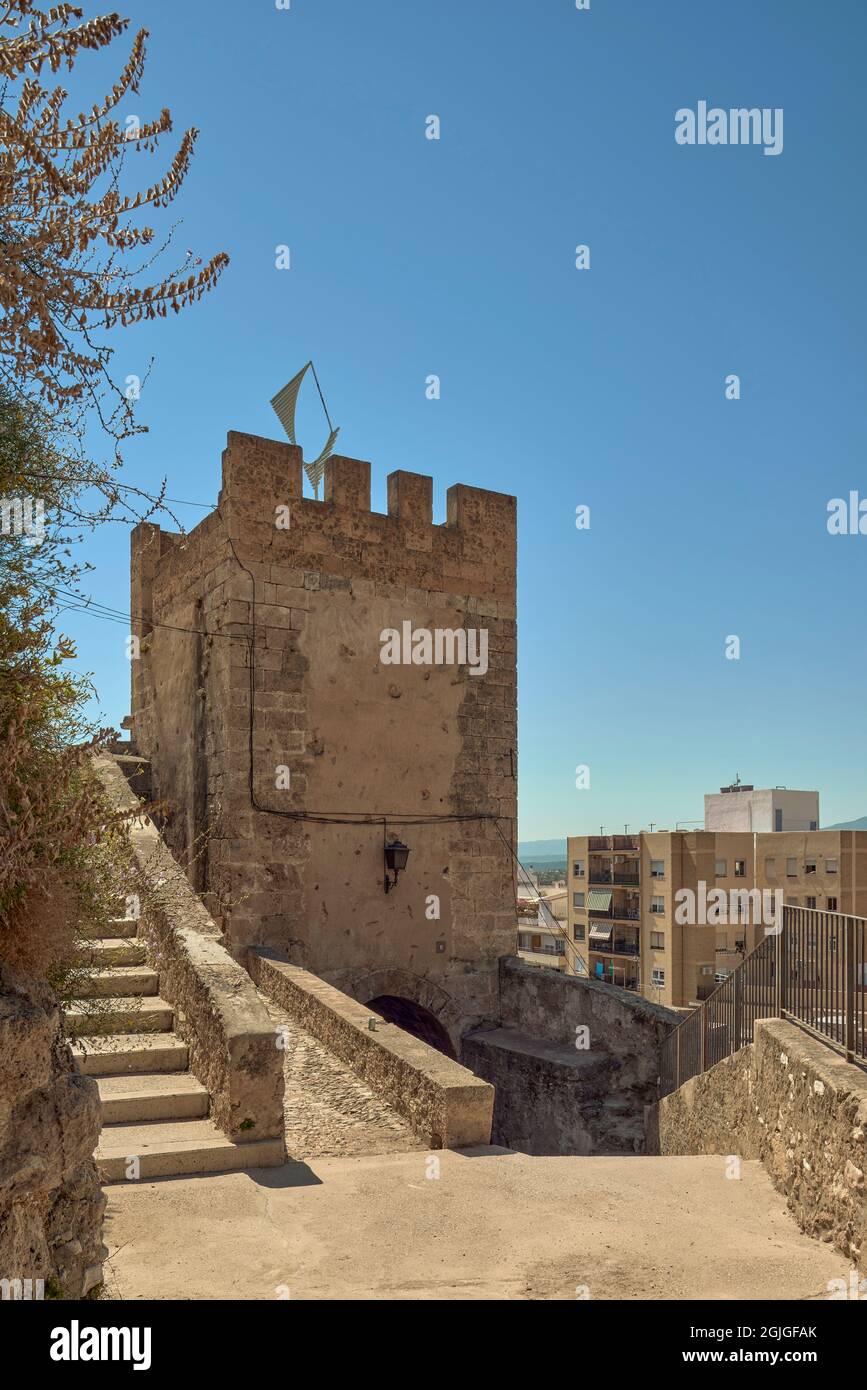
top-left (659, 905), bottom-right (867, 1098)
top-left (589, 939), bottom-right (640, 957)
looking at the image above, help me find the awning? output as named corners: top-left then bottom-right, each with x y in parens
top-left (590, 923), bottom-right (614, 944)
top-left (587, 889), bottom-right (613, 912)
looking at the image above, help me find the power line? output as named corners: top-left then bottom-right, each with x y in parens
top-left (24, 471), bottom-right (214, 510)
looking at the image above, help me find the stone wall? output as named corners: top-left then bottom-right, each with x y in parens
top-left (650, 1018), bottom-right (867, 1263)
top-left (0, 966), bottom-right (105, 1298)
top-left (498, 956), bottom-right (677, 1065)
top-left (462, 958), bottom-right (679, 1154)
top-left (131, 432), bottom-right (518, 1044)
top-left (249, 949), bottom-right (493, 1149)
top-left (95, 755), bottom-right (284, 1144)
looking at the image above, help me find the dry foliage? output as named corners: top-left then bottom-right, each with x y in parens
top-left (0, 0), bottom-right (228, 458)
top-left (0, 4), bottom-right (229, 981)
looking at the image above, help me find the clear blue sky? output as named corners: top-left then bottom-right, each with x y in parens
top-left (56, 0), bottom-right (867, 839)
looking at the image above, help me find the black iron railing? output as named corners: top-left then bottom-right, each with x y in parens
top-left (659, 905), bottom-right (867, 1098)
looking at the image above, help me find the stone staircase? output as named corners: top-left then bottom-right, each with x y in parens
top-left (67, 915), bottom-right (284, 1181)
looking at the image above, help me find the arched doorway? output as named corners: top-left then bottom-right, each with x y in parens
top-left (366, 994), bottom-right (457, 1060)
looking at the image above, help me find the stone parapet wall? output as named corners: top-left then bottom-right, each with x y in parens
top-left (459, 959), bottom-right (679, 1155)
top-left (95, 755), bottom-right (284, 1144)
top-left (499, 957), bottom-right (678, 1087)
top-left (249, 949), bottom-right (493, 1149)
top-left (650, 1018), bottom-right (867, 1263)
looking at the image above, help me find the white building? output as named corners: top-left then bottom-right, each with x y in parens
top-left (704, 781), bottom-right (819, 834)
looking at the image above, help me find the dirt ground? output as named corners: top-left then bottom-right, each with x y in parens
top-left (103, 1148), bottom-right (850, 1301)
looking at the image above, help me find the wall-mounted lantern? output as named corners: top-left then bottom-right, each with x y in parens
top-left (384, 838), bottom-right (410, 894)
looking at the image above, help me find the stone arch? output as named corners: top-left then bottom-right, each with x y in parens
top-left (365, 994), bottom-right (456, 1059)
top-left (331, 966), bottom-right (463, 1055)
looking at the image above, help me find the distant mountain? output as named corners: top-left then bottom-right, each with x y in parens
top-left (825, 817), bottom-right (867, 831)
top-left (517, 839), bottom-right (566, 860)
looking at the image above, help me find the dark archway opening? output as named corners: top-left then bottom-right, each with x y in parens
top-left (366, 994), bottom-right (456, 1060)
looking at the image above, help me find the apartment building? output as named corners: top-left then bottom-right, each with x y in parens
top-left (516, 868), bottom-right (568, 971)
top-left (567, 828), bottom-right (867, 1008)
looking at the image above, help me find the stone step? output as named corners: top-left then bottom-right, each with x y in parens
top-left (74, 966), bottom-right (159, 999)
top-left (96, 1073), bottom-right (209, 1124)
top-left (96, 1119), bottom-right (285, 1182)
top-left (79, 917), bottom-right (140, 940)
top-left (72, 1034), bottom-right (189, 1076)
top-left (64, 996), bottom-right (173, 1037)
top-left (80, 938), bottom-right (147, 967)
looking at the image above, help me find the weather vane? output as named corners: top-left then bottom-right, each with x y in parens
top-left (270, 361), bottom-right (340, 499)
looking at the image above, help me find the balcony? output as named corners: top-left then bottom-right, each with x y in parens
top-left (588, 915), bottom-right (640, 955)
top-left (588, 864), bottom-right (641, 887)
top-left (588, 954), bottom-right (639, 991)
top-left (589, 910), bottom-right (640, 923)
top-left (587, 836), bottom-right (640, 853)
top-left (588, 867), bottom-right (613, 884)
top-left (591, 939), bottom-right (640, 958)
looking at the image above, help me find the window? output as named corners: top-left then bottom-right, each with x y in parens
top-left (806, 896), bottom-right (816, 910)
top-left (518, 933), bottom-right (531, 950)
top-left (574, 924), bottom-right (586, 941)
top-left (650, 931), bottom-right (664, 950)
top-left (573, 860), bottom-right (585, 879)
top-left (651, 968), bottom-right (665, 987)
top-left (774, 809), bottom-right (783, 832)
top-left (555, 940), bottom-right (566, 956)
top-left (809, 821), bottom-right (817, 831)
top-left (786, 858), bottom-right (797, 877)
top-left (827, 858), bottom-right (838, 874)
top-left (805, 858), bottom-right (816, 875)
top-left (650, 896), bottom-right (664, 914)
top-left (827, 897), bottom-right (838, 912)
top-left (573, 892), bottom-right (585, 910)
top-left (714, 858), bottom-right (727, 877)
top-left (734, 859), bottom-right (746, 877)
top-left (650, 860), bottom-right (665, 878)
top-left (764, 858), bottom-right (776, 877)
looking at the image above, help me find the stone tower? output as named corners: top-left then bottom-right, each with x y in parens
top-left (131, 431), bottom-right (517, 1049)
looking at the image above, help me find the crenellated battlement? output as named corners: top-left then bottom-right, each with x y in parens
top-left (131, 429), bottom-right (517, 652)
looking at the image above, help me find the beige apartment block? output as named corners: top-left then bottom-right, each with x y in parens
top-left (566, 830), bottom-right (867, 1009)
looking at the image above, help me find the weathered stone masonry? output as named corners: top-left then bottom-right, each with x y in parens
top-left (131, 432), bottom-right (518, 1047)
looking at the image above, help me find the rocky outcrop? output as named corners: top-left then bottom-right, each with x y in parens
top-left (0, 966), bottom-right (105, 1298)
